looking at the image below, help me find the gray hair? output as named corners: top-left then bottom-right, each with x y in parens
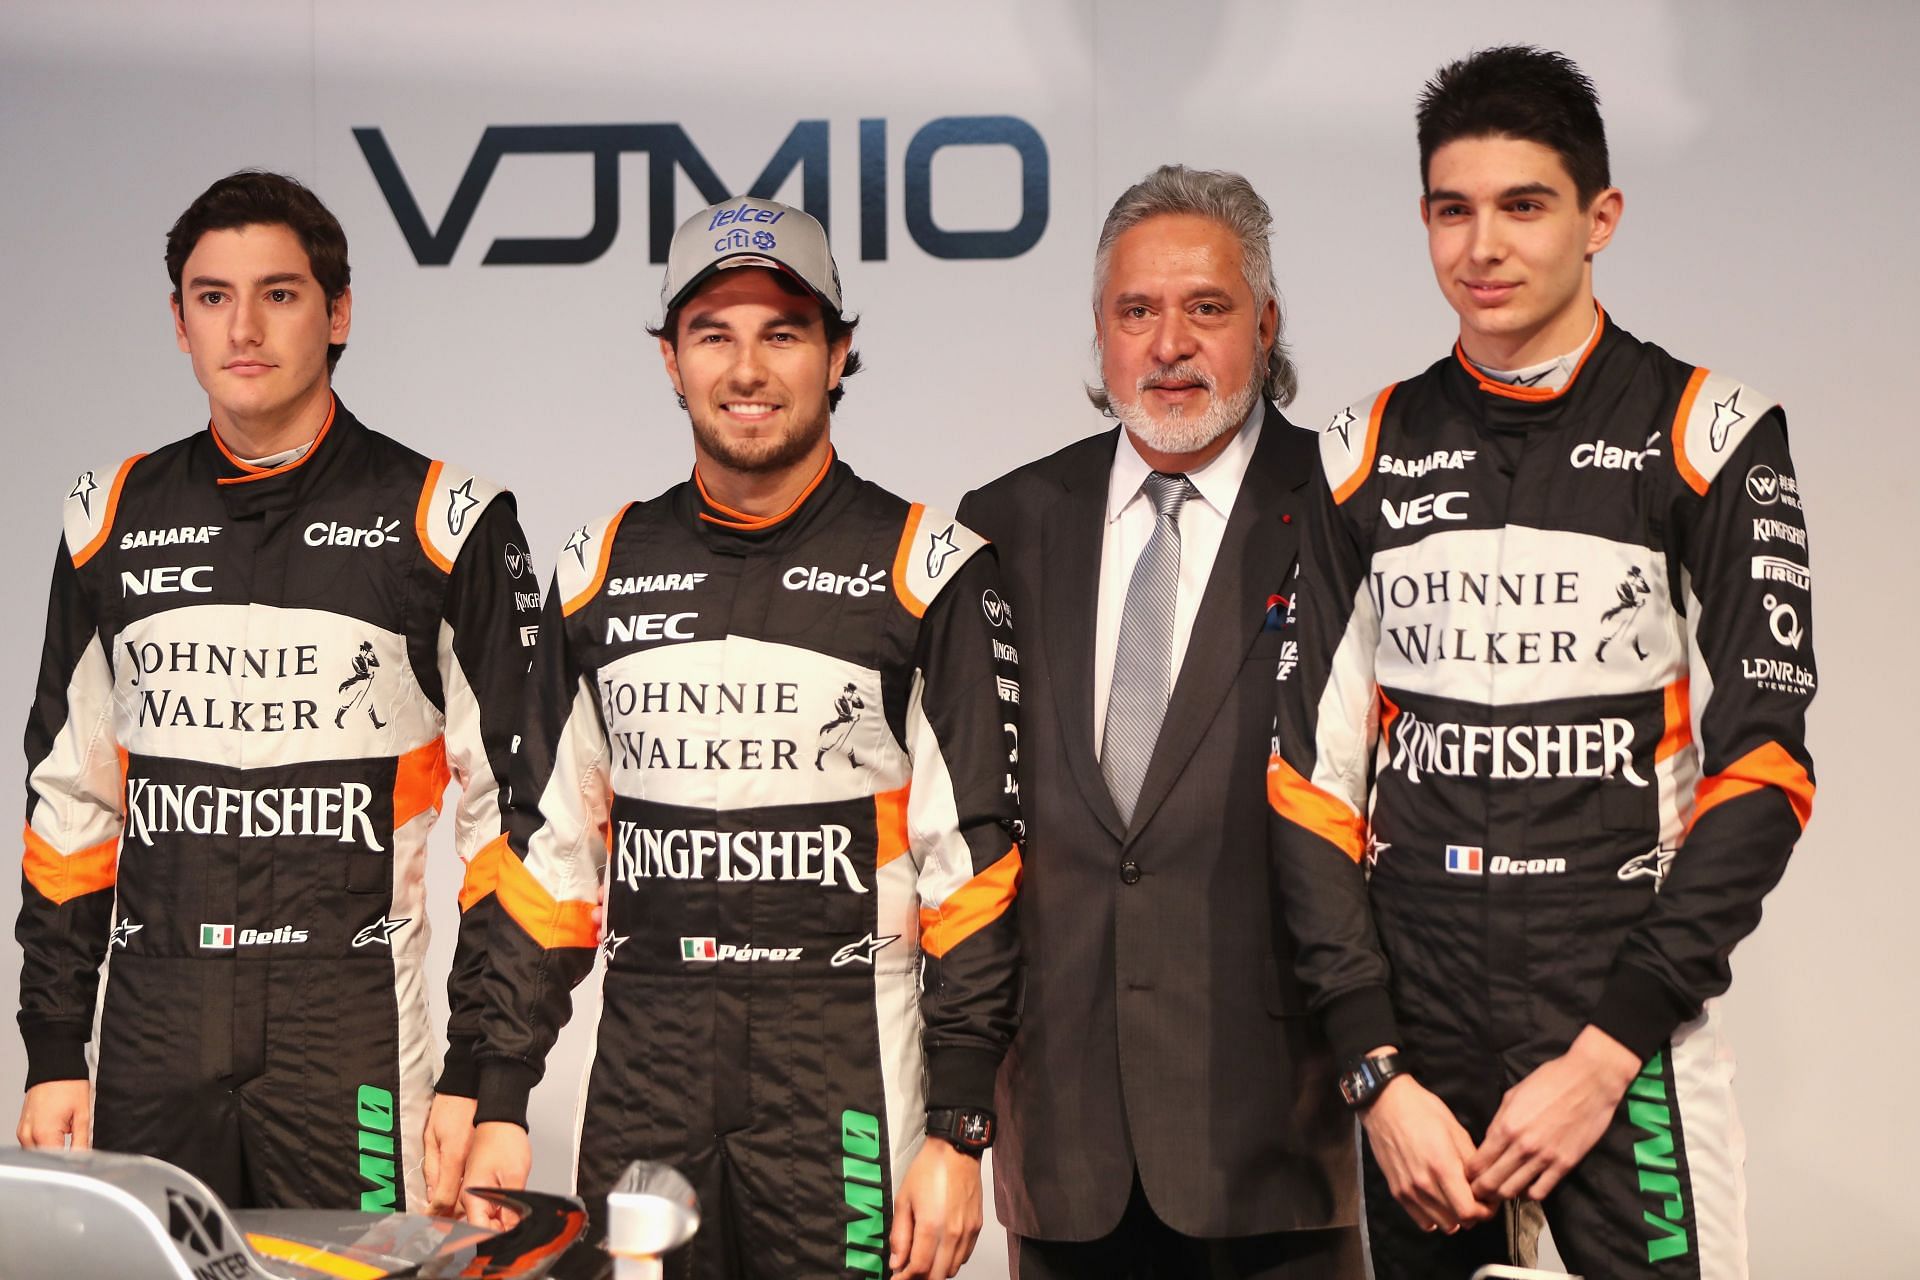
top-left (1087, 164), bottom-right (1298, 411)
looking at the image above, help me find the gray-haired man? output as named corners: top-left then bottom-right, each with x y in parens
top-left (957, 166), bottom-right (1362, 1277)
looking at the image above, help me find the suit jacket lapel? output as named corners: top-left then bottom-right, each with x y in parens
top-left (1124, 405), bottom-right (1309, 842)
top-left (1042, 430), bottom-right (1126, 842)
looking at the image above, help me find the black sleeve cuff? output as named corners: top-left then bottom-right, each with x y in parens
top-left (925, 1046), bottom-right (1002, 1112)
top-left (473, 1060), bottom-right (541, 1129)
top-left (22, 1022), bottom-right (90, 1090)
top-left (435, 1036), bottom-right (479, 1099)
top-left (1321, 985), bottom-right (1402, 1070)
top-left (1590, 963), bottom-right (1699, 1063)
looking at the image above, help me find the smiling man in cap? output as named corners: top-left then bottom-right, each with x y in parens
top-left (460, 197), bottom-right (1025, 1280)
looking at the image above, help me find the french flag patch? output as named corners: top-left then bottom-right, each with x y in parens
top-left (1445, 845), bottom-right (1484, 875)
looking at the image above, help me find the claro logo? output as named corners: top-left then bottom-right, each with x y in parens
top-left (354, 116), bottom-right (1049, 266)
top-left (784, 564), bottom-right (887, 597)
top-left (307, 517), bottom-right (401, 549)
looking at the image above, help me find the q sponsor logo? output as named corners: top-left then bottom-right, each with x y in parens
top-left (1763, 594), bottom-right (1805, 650)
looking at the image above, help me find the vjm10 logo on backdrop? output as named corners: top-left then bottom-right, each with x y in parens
top-left (354, 116), bottom-right (1049, 265)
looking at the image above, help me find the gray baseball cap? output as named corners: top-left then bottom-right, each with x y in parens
top-left (659, 196), bottom-right (844, 318)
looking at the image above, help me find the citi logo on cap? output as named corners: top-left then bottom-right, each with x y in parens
top-left (1444, 845), bottom-right (1484, 875)
top-left (200, 923), bottom-right (235, 949)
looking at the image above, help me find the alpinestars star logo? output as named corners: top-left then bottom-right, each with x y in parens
top-left (831, 932), bottom-right (900, 967)
top-left (1617, 846), bottom-right (1676, 886)
top-left (69, 470), bottom-right (98, 517)
top-left (1709, 388), bottom-right (1746, 452)
top-left (446, 477), bottom-right (479, 535)
top-left (602, 932), bottom-right (629, 960)
top-left (352, 915), bottom-right (409, 947)
top-left (109, 919), bottom-right (143, 949)
top-left (1326, 407), bottom-right (1357, 452)
top-left (926, 523), bottom-right (960, 577)
top-left (565, 525), bottom-right (593, 570)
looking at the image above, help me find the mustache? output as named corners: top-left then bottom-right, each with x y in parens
top-left (1138, 362), bottom-right (1215, 394)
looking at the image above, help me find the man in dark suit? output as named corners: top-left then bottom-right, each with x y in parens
top-left (958, 166), bottom-right (1361, 1278)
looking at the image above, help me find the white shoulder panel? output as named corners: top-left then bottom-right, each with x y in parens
top-left (1318, 387), bottom-right (1391, 503)
top-left (418, 461), bottom-right (506, 574)
top-left (557, 503), bottom-right (633, 617)
top-left (63, 454), bottom-right (144, 568)
top-left (1677, 371), bottom-right (1779, 491)
top-left (895, 505), bottom-right (988, 619)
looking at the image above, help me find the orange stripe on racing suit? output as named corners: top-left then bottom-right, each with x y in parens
top-left (919, 846), bottom-right (1022, 959)
top-left (22, 825), bottom-right (118, 905)
top-left (1265, 754), bottom-right (1366, 864)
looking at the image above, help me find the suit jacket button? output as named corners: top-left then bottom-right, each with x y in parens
top-left (1119, 860), bottom-right (1141, 885)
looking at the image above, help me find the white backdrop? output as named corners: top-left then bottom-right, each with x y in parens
top-left (3, 2), bottom-right (1915, 1274)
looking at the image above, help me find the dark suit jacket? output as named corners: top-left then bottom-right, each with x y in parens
top-left (956, 403), bottom-right (1356, 1241)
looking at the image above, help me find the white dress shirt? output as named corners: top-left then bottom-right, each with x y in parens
top-left (1093, 408), bottom-right (1262, 760)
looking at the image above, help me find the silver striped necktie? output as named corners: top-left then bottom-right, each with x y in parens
top-left (1102, 470), bottom-right (1195, 825)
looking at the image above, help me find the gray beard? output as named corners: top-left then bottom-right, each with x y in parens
top-left (1109, 373), bottom-right (1259, 456)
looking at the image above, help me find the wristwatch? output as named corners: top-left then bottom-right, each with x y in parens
top-left (1337, 1052), bottom-right (1405, 1111)
top-left (925, 1107), bottom-right (996, 1156)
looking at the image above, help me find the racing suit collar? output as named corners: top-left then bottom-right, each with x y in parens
top-left (206, 393), bottom-right (364, 516)
top-left (1452, 303), bottom-right (1610, 406)
top-left (1445, 309), bottom-right (1634, 431)
top-left (684, 448), bottom-right (856, 551)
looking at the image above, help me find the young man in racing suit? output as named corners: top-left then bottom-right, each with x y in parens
top-left (460, 197), bottom-right (1024, 1280)
top-left (13, 172), bottom-right (534, 1214)
top-left (1268, 47), bottom-right (1815, 1278)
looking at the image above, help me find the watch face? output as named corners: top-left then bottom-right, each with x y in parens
top-left (959, 1113), bottom-right (992, 1145)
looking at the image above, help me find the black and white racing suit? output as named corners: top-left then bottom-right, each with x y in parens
top-left (15, 398), bottom-right (535, 1210)
top-left (1269, 312), bottom-right (1815, 1277)
top-left (472, 454), bottom-right (1024, 1279)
